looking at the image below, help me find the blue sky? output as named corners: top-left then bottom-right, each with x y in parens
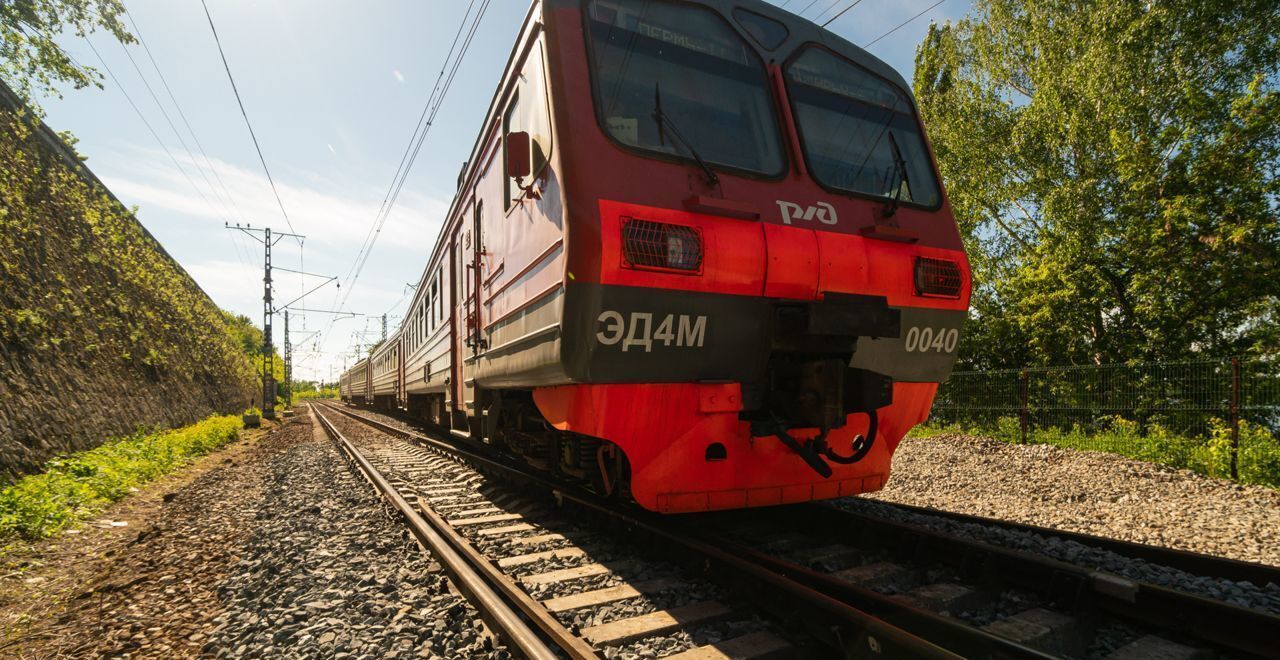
top-left (35, 0), bottom-right (973, 384)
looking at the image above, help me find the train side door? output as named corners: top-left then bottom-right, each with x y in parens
top-left (450, 221), bottom-right (474, 430)
top-left (397, 342), bottom-right (405, 408)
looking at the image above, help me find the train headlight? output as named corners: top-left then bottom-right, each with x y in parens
top-left (622, 218), bottom-right (703, 274)
top-left (913, 257), bottom-right (962, 298)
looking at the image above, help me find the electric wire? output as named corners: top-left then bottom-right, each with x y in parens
top-left (123, 4), bottom-right (252, 227)
top-left (78, 32), bottom-right (254, 274)
top-left (114, 32), bottom-right (241, 230)
top-left (811, 0), bottom-right (845, 23)
top-left (199, 0), bottom-right (297, 234)
top-left (338, 0), bottom-right (479, 303)
top-left (822, 0), bottom-right (865, 27)
top-left (82, 38), bottom-right (227, 231)
top-left (796, 0), bottom-right (822, 18)
top-left (865, 0), bottom-right (949, 48)
top-left (323, 0), bottom-right (491, 354)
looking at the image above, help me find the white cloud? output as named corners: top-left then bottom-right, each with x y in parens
top-left (97, 144), bottom-right (447, 254)
top-left (93, 144), bottom-right (452, 385)
top-left (185, 258), bottom-right (262, 306)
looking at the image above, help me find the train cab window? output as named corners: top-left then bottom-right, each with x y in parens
top-left (504, 41), bottom-right (553, 210)
top-left (784, 46), bottom-right (941, 208)
top-left (733, 8), bottom-right (788, 50)
top-left (585, 0), bottom-right (785, 178)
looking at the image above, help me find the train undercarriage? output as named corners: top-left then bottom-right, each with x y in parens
top-left (353, 390), bottom-right (634, 502)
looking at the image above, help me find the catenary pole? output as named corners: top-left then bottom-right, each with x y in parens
top-left (228, 223), bottom-right (305, 420)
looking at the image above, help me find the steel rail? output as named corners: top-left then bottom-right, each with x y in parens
top-left (309, 405), bottom-right (587, 660)
top-left (315, 402), bottom-right (1039, 659)
top-left (737, 501), bottom-right (1280, 659)
top-left (322, 402), bottom-right (1280, 658)
top-left (852, 499), bottom-right (1280, 587)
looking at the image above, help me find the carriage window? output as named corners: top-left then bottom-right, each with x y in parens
top-left (585, 0), bottom-right (785, 177)
top-left (784, 47), bottom-right (940, 207)
top-left (435, 273), bottom-right (442, 324)
top-left (504, 41), bottom-right (553, 209)
top-left (430, 278), bottom-right (437, 330)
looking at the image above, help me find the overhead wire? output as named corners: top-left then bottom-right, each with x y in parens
top-left (82, 38), bottom-right (228, 231)
top-left (796, 0), bottom-right (823, 17)
top-left (810, 0), bottom-right (845, 23)
top-left (865, 0), bottom-right (949, 48)
top-left (323, 0), bottom-right (492, 354)
top-left (123, 4), bottom-right (252, 228)
top-left (337, 0), bottom-right (479, 305)
top-left (822, 0), bottom-right (865, 27)
top-left (113, 30), bottom-right (253, 260)
top-left (76, 33), bottom-right (259, 276)
top-left (199, 0), bottom-right (297, 234)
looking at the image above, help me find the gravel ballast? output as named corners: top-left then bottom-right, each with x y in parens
top-left (204, 411), bottom-right (501, 659)
top-left (863, 434), bottom-right (1280, 566)
top-left (0, 412), bottom-right (505, 658)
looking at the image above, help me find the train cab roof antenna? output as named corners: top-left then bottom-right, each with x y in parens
top-left (652, 81), bottom-right (719, 188)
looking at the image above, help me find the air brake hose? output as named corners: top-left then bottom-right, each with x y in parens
top-left (822, 409), bottom-right (878, 465)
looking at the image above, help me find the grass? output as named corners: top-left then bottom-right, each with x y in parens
top-left (908, 416), bottom-right (1280, 489)
top-left (294, 388), bottom-right (338, 400)
top-left (0, 413), bottom-right (243, 540)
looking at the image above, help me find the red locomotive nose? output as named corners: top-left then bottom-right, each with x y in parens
top-left (341, 0), bottom-right (972, 514)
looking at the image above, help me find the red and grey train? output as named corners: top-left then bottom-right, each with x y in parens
top-left (340, 0), bottom-right (970, 513)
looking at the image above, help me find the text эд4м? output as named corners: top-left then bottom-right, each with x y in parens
top-left (596, 311), bottom-right (707, 353)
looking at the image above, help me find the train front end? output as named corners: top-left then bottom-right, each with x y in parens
top-left (537, 0), bottom-right (970, 512)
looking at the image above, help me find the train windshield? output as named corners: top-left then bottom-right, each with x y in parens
top-left (585, 0), bottom-right (786, 177)
top-left (785, 47), bottom-right (941, 208)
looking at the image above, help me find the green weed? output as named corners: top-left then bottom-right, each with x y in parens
top-left (0, 414), bottom-right (242, 540)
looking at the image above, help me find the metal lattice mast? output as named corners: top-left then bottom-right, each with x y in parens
top-left (283, 309), bottom-right (292, 409)
top-left (227, 223), bottom-right (305, 421)
top-left (263, 226), bottom-right (273, 418)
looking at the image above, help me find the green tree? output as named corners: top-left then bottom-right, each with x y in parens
top-left (915, 0), bottom-right (1280, 368)
top-left (219, 311), bottom-right (284, 401)
top-left (1, 0), bottom-right (134, 103)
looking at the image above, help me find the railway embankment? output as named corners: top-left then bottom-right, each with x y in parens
top-left (3, 408), bottom-right (1277, 658)
top-left (0, 86), bottom-right (256, 479)
top-left (864, 433), bottom-right (1280, 566)
top-left (0, 412), bottom-right (500, 658)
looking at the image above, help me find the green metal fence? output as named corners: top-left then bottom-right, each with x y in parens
top-left (929, 358), bottom-right (1280, 483)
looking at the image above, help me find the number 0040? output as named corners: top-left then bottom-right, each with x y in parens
top-left (904, 326), bottom-right (959, 353)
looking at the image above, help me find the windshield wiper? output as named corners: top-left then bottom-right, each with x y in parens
top-left (883, 131), bottom-right (910, 218)
top-left (653, 82), bottom-right (719, 187)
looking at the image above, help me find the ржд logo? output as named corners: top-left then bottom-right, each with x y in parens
top-left (776, 200), bottom-right (837, 225)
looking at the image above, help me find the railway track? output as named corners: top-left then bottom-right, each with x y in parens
top-left (311, 403), bottom-right (966, 659)
top-left (312, 401), bottom-right (1279, 659)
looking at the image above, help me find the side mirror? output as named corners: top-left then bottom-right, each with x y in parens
top-left (505, 131), bottom-right (532, 180)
